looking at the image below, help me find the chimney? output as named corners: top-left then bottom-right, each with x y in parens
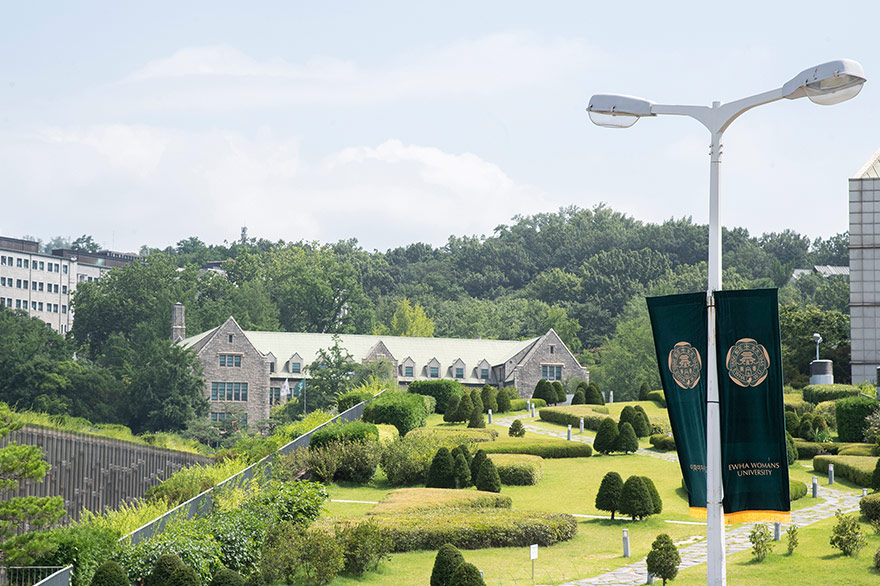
top-left (171, 303), bottom-right (186, 342)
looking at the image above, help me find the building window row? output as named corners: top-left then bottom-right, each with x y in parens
top-left (541, 365), bottom-right (563, 381)
top-left (210, 412), bottom-right (247, 425)
top-left (0, 257), bottom-right (63, 273)
top-left (211, 381), bottom-right (249, 402)
top-left (0, 279), bottom-right (66, 292)
top-left (219, 354), bottom-right (242, 367)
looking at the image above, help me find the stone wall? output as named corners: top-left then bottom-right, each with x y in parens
top-left (513, 329), bottom-right (588, 398)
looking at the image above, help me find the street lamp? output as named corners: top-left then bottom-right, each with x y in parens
top-left (588, 59), bottom-right (866, 586)
top-left (813, 333), bottom-right (823, 362)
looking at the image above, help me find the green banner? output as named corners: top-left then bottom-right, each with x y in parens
top-left (647, 292), bottom-right (708, 514)
top-left (715, 289), bottom-right (790, 523)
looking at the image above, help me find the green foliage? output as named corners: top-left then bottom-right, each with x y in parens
top-left (335, 391), bottom-right (373, 412)
top-left (615, 422), bottom-right (639, 454)
top-left (475, 457), bottom-right (501, 493)
top-left (90, 561), bottom-right (129, 586)
top-left (425, 448), bottom-right (456, 489)
top-left (803, 384), bottom-right (860, 404)
top-left (481, 385), bottom-right (498, 414)
top-left (305, 335), bottom-right (358, 411)
top-left (813, 456), bottom-right (878, 487)
top-left (145, 459), bottom-right (249, 507)
top-left (376, 297), bottom-right (435, 337)
top-left (647, 390), bottom-right (666, 407)
top-left (148, 554), bottom-right (184, 586)
top-left (620, 476), bottom-right (654, 520)
top-left (571, 389), bottom-right (586, 405)
top-left (309, 421), bottom-right (378, 449)
top-left (860, 493), bottom-right (880, 522)
top-left (443, 395), bottom-right (461, 423)
top-left (495, 388), bottom-right (511, 413)
top-left (593, 417), bottom-right (620, 455)
top-left (207, 508), bottom-right (267, 576)
top-left (308, 444), bottom-right (342, 483)
top-left (334, 519), bottom-right (392, 576)
top-left (551, 381), bottom-right (566, 404)
top-left (510, 398), bottom-right (545, 411)
top-left (448, 562), bottom-right (486, 586)
top-left (788, 480), bottom-right (807, 502)
top-left (785, 431), bottom-right (798, 466)
top-left (584, 382), bottom-right (605, 406)
top-left (363, 391), bottom-right (427, 435)
top-left (430, 543), bottom-right (464, 586)
top-left (4, 525), bottom-right (119, 586)
top-left (453, 393), bottom-right (474, 424)
top-left (749, 523), bottom-right (773, 562)
top-left (469, 390), bottom-right (484, 415)
top-left (380, 434), bottom-right (442, 486)
top-left (469, 450), bottom-right (488, 487)
top-left (488, 454), bottom-right (543, 485)
top-left (538, 406), bottom-right (606, 430)
top-left (836, 396), bottom-right (878, 442)
top-left (786, 524), bottom-right (799, 555)
top-left (631, 406), bottom-right (652, 438)
top-left (649, 434), bottom-right (676, 451)
top-left (296, 529), bottom-right (346, 585)
top-left (272, 411), bottom-right (335, 446)
top-left (480, 438), bottom-right (591, 458)
top-left (210, 569), bottom-right (244, 586)
top-left (453, 453), bottom-right (471, 488)
top-left (779, 303), bottom-right (850, 386)
top-left (595, 472), bottom-right (623, 520)
top-left (784, 411), bottom-right (800, 436)
top-left (830, 511), bottom-right (866, 557)
top-left (640, 476), bottom-right (663, 514)
top-left (639, 382), bottom-right (651, 401)
top-left (508, 419), bottom-right (526, 437)
top-left (408, 380), bottom-right (464, 414)
top-left (242, 479), bottom-right (328, 526)
top-left (467, 401), bottom-right (486, 429)
top-left (874, 458), bottom-right (880, 491)
top-left (646, 533), bottom-right (679, 585)
top-left (532, 379), bottom-right (557, 405)
top-left (168, 565), bottom-right (200, 586)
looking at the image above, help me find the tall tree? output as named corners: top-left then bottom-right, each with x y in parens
top-left (305, 335), bottom-right (356, 411)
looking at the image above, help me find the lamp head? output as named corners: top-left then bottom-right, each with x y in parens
top-left (783, 59), bottom-right (866, 105)
top-left (587, 94), bottom-right (655, 128)
top-left (813, 333), bottom-right (823, 344)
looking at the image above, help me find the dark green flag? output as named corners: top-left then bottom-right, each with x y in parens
top-left (647, 292), bottom-right (708, 515)
top-left (715, 289), bottom-right (790, 523)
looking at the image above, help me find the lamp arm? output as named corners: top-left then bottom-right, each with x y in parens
top-left (650, 87), bottom-right (786, 134)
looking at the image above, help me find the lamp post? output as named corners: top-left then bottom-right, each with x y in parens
top-left (813, 333), bottom-right (823, 361)
top-left (587, 59), bottom-right (866, 586)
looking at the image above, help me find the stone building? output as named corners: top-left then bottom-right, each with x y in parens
top-left (178, 309), bottom-right (588, 426)
top-left (850, 149), bottom-right (880, 384)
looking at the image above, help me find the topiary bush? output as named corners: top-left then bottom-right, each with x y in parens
top-left (620, 476), bottom-right (654, 520)
top-left (649, 434), bottom-right (676, 451)
top-left (210, 569), bottom-right (244, 586)
top-left (426, 448), bottom-right (456, 489)
top-left (336, 391), bottom-right (374, 413)
top-left (448, 562), bottom-right (486, 586)
top-left (647, 390), bottom-right (666, 407)
top-left (593, 417), bottom-right (619, 455)
top-left (167, 565), bottom-right (200, 586)
top-left (860, 493), bottom-right (880, 522)
top-left (584, 383), bottom-right (604, 406)
top-left (789, 480), bottom-right (807, 501)
top-left (784, 411), bottom-right (800, 436)
top-left (785, 431), bottom-right (798, 466)
top-left (495, 389), bottom-right (511, 413)
top-left (814, 455), bottom-right (878, 487)
top-left (480, 438), bottom-right (592, 458)
top-left (363, 391), bottom-right (428, 436)
top-left (149, 553), bottom-right (185, 586)
top-left (309, 421), bottom-right (379, 449)
top-left (468, 402), bottom-right (486, 429)
top-left (836, 396), bottom-right (878, 443)
top-left (538, 407), bottom-right (606, 430)
top-left (508, 419), bottom-right (526, 437)
top-left (552, 381), bottom-right (566, 404)
top-left (571, 389), bottom-right (586, 405)
top-left (453, 452), bottom-right (471, 489)
top-left (616, 422), bottom-right (639, 454)
top-left (487, 454), bottom-right (543, 485)
top-left (91, 561), bottom-right (129, 586)
top-left (532, 380), bottom-right (557, 405)
top-left (475, 458), bottom-right (501, 493)
top-left (481, 386), bottom-right (498, 414)
top-left (444, 395), bottom-right (461, 423)
top-left (639, 382), bottom-right (652, 401)
top-left (510, 398), bottom-right (545, 411)
top-left (640, 476), bottom-right (662, 514)
top-left (469, 449), bottom-right (487, 484)
top-left (803, 384), bottom-right (860, 404)
top-left (408, 380), bottom-right (464, 414)
top-left (595, 471), bottom-right (623, 520)
top-left (632, 406), bottom-right (652, 438)
top-left (454, 393), bottom-right (474, 423)
top-left (430, 543), bottom-right (464, 586)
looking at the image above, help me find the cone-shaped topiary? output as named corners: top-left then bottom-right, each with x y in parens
top-left (453, 444), bottom-right (472, 469)
top-left (210, 569), bottom-right (245, 586)
top-left (470, 449), bottom-right (488, 482)
top-left (496, 389), bottom-right (511, 413)
top-left (616, 422), bottom-right (639, 454)
top-left (431, 543), bottom-right (465, 586)
top-left (426, 448), bottom-right (456, 488)
top-left (798, 419), bottom-right (813, 441)
top-left (618, 406), bottom-right (636, 430)
top-left (571, 389), bottom-right (586, 405)
top-left (639, 382), bottom-right (651, 401)
top-left (532, 380), bottom-right (555, 405)
top-left (552, 381), bottom-right (566, 404)
top-left (453, 452), bottom-right (471, 488)
top-left (593, 417), bottom-right (619, 455)
top-left (633, 406), bottom-right (652, 437)
top-left (646, 533), bottom-right (680, 585)
top-left (168, 566), bottom-right (200, 586)
top-left (508, 419), bottom-right (526, 437)
top-left (475, 458), bottom-right (501, 493)
top-left (470, 391), bottom-right (484, 415)
top-left (449, 562), bottom-right (486, 586)
top-left (784, 411), bottom-right (800, 436)
top-left (444, 395), bottom-right (461, 423)
top-left (640, 476), bottom-right (663, 514)
top-left (468, 402), bottom-right (486, 428)
top-left (585, 382), bottom-right (604, 405)
top-left (454, 393), bottom-right (474, 423)
top-left (91, 561), bottom-right (128, 586)
top-left (620, 475), bottom-right (654, 520)
top-left (481, 385), bottom-right (498, 413)
top-left (148, 554), bottom-right (184, 586)
top-left (785, 431), bottom-right (797, 466)
top-left (595, 471), bottom-right (624, 520)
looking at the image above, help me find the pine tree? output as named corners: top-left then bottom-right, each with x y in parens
top-left (448, 562), bottom-right (486, 586)
top-left (595, 471), bottom-right (624, 520)
top-left (468, 402), bottom-right (486, 428)
top-left (454, 393), bottom-right (473, 423)
top-left (444, 395), bottom-right (461, 423)
top-left (454, 444), bottom-right (472, 469)
top-left (430, 544), bottom-right (464, 586)
top-left (496, 388), bottom-right (511, 413)
top-left (532, 379), bottom-right (555, 405)
top-left (639, 382), bottom-right (652, 401)
top-left (640, 476), bottom-right (663, 514)
top-left (633, 406), bottom-right (652, 437)
top-left (618, 406), bottom-right (636, 430)
top-left (646, 534), bottom-right (680, 585)
top-left (470, 449), bottom-right (488, 482)
top-left (620, 476), bottom-right (654, 520)
top-left (475, 458), bottom-right (501, 493)
top-left (872, 458), bottom-right (880, 491)
top-left (470, 390), bottom-right (484, 415)
top-left (571, 389), bottom-right (586, 405)
top-left (481, 385), bottom-right (498, 413)
top-left (616, 422), bottom-right (639, 454)
top-left (508, 419), bottom-right (526, 437)
top-left (425, 448), bottom-right (456, 488)
top-left (593, 417), bottom-right (619, 454)
top-left (453, 452), bottom-right (471, 488)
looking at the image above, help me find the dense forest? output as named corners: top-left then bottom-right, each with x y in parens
top-left (0, 204), bottom-right (851, 432)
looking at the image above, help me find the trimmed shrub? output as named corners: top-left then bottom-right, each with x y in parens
top-left (646, 534), bottom-right (679, 585)
top-left (496, 389), bottom-right (511, 413)
top-left (167, 565), bottom-right (200, 586)
top-left (595, 471), bottom-right (623, 520)
top-left (803, 384), bottom-right (860, 404)
top-left (632, 406), bottom-right (651, 438)
top-left (815, 400), bottom-right (837, 430)
top-left (789, 480), bottom-right (807, 501)
top-left (813, 455), bottom-right (879, 487)
top-left (839, 444), bottom-right (875, 456)
top-left (210, 569), bottom-right (244, 586)
top-left (532, 380), bottom-right (557, 405)
top-left (453, 453), bottom-right (471, 489)
top-left (487, 454), bottom-right (543, 485)
top-left (480, 438), bottom-right (592, 458)
top-left (91, 562), bottom-right (128, 586)
top-left (470, 390), bottom-right (484, 416)
top-left (408, 379), bottom-right (465, 414)
top-left (115, 520), bottom-right (222, 586)
top-left (407, 427), bottom-right (497, 443)
top-left (594, 417), bottom-right (619, 455)
top-left (470, 450), bottom-right (488, 484)
top-left (468, 402), bottom-right (486, 429)
top-left (620, 476), bottom-right (654, 520)
top-left (584, 383), bottom-right (604, 406)
top-left (449, 562), bottom-right (486, 586)
top-left (640, 476), bottom-right (662, 514)
top-left (380, 434), bottom-right (441, 486)
top-left (616, 422), bottom-right (639, 454)
top-left (874, 458), bottom-right (880, 491)
top-left (794, 440), bottom-right (833, 459)
top-left (444, 395), bottom-right (461, 423)
top-left (539, 406), bottom-right (606, 431)
top-left (798, 419), bottom-right (814, 441)
top-left (785, 432), bottom-right (797, 466)
top-left (509, 419), bottom-right (526, 437)
top-left (451, 444), bottom-right (472, 470)
top-left (481, 385), bottom-right (498, 414)
top-left (454, 393), bottom-right (474, 423)
top-left (647, 390), bottom-right (666, 407)
top-left (336, 390), bottom-right (373, 413)
top-left (639, 382), bottom-right (651, 401)
top-left (426, 448), bottom-right (456, 489)
top-left (421, 394), bottom-right (438, 415)
top-left (363, 391), bottom-right (428, 436)
top-left (475, 458), bottom-right (501, 493)
top-left (335, 519), bottom-right (392, 576)
top-left (649, 434), bottom-right (676, 451)
top-left (510, 398), bottom-right (546, 411)
top-left (618, 406), bottom-right (636, 430)
top-left (860, 492), bottom-right (880, 521)
top-left (371, 488), bottom-right (511, 515)
top-left (784, 411), bottom-right (800, 436)
top-left (307, 443), bottom-right (342, 483)
top-left (836, 396), bottom-right (878, 443)
top-left (552, 381), bottom-right (566, 404)
top-left (431, 543), bottom-right (464, 586)
top-left (571, 389), bottom-right (586, 405)
top-left (309, 421), bottom-right (379, 449)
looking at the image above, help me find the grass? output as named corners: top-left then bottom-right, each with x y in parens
top-left (369, 488), bottom-right (510, 515)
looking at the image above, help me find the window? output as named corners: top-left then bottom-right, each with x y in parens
top-left (291, 362), bottom-right (301, 374)
top-left (53, 284), bottom-right (58, 293)
top-left (0, 256), bottom-right (4, 265)
top-left (429, 366), bottom-right (439, 378)
top-left (270, 387), bottom-right (281, 405)
top-left (228, 334), bottom-right (234, 343)
top-left (62, 305), bottom-right (67, 314)
top-left (16, 279), bottom-right (21, 288)
top-left (31, 301), bottom-right (36, 310)
top-left (38, 282), bottom-right (44, 292)
top-left (16, 258), bottom-right (22, 267)
top-left (32, 281), bottom-right (37, 290)
top-left (62, 285), bottom-right (67, 294)
top-left (219, 354), bottom-right (242, 367)
top-left (39, 261), bottom-right (44, 270)
top-left (38, 302), bottom-right (43, 311)
top-left (549, 345), bottom-right (555, 354)
top-left (53, 304), bottom-right (58, 312)
top-left (62, 265), bottom-right (67, 274)
top-left (0, 277), bottom-right (4, 286)
top-left (211, 382), bottom-right (249, 402)
top-left (23, 260), bottom-right (28, 268)
top-left (15, 300), bottom-right (21, 309)
top-left (54, 263), bottom-right (59, 272)
top-left (541, 365), bottom-right (563, 381)
top-left (404, 365), bottom-right (414, 377)
top-left (269, 362), bottom-right (275, 373)
top-left (455, 367), bottom-right (464, 379)
top-left (481, 367), bottom-right (489, 379)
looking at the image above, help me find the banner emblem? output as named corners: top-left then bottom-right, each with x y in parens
top-left (726, 338), bottom-right (770, 387)
top-left (668, 342), bottom-right (702, 389)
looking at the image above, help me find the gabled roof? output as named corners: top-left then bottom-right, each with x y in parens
top-left (855, 148), bottom-right (880, 179)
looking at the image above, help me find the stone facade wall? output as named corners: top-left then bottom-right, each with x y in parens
top-left (513, 330), bottom-right (588, 398)
top-left (198, 319), bottom-right (271, 425)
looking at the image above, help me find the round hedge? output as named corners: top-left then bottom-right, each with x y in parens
top-left (430, 543), bottom-right (464, 586)
top-left (91, 561), bottom-right (128, 586)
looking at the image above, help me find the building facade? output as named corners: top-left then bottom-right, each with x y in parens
top-left (0, 236), bottom-right (138, 333)
top-left (850, 149), bottom-right (880, 384)
top-left (180, 312), bottom-right (588, 425)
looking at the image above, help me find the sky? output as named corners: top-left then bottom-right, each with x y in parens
top-left (2, 1), bottom-right (878, 254)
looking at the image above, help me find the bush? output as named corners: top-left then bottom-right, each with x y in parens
top-left (595, 471), bottom-right (623, 520)
top-left (803, 384), bottom-right (860, 404)
top-left (299, 529), bottom-right (345, 585)
top-left (815, 400), bottom-right (837, 430)
top-left (242, 479), bottom-right (328, 526)
top-left (208, 508), bottom-right (268, 575)
top-left (509, 419), bottom-right (526, 437)
top-left (421, 394), bottom-right (438, 415)
top-left (647, 390), bottom-right (666, 407)
top-left (620, 476), bottom-right (654, 520)
top-left (408, 380), bottom-right (464, 414)
top-left (453, 452), bottom-right (471, 488)
top-left (480, 438), bottom-right (592, 458)
top-left (336, 391), bottom-right (373, 412)
top-left (481, 385), bottom-right (498, 414)
top-left (618, 406), bottom-right (636, 429)
top-left (454, 393), bottom-right (474, 423)
top-left (616, 422), bottom-right (639, 454)
top-left (168, 565), bottom-right (199, 586)
top-left (571, 389), bottom-right (586, 405)
top-left (787, 524), bottom-right (799, 555)
top-left (594, 417), bottom-right (619, 455)
top-left (632, 407), bottom-right (652, 438)
top-left (814, 456), bottom-right (879, 487)
top-left (875, 458), bottom-right (880, 491)
top-left (487, 454), bottom-right (543, 485)
top-left (789, 480), bottom-right (807, 501)
top-left (786, 432), bottom-right (797, 466)
top-left (371, 488), bottom-right (511, 515)
top-left (836, 396), bottom-right (878, 443)
top-left (468, 403), bottom-right (486, 429)
top-left (307, 443), bottom-right (342, 483)
top-left (470, 390), bottom-right (484, 415)
top-left (363, 391), bottom-right (428, 435)
top-left (640, 476), bottom-right (662, 514)
top-left (532, 380), bottom-right (557, 405)
top-left (449, 562), bottom-right (486, 586)
top-left (431, 543), bottom-right (464, 586)
top-left (830, 510), bottom-right (866, 557)
top-left (538, 406), bottom-right (606, 431)
top-left (91, 562), bottom-right (128, 586)
top-left (639, 382), bottom-right (651, 401)
top-left (469, 450), bottom-right (487, 483)
top-left (310, 421), bottom-right (379, 449)
top-left (148, 554), bottom-right (184, 586)
top-left (838, 444), bottom-right (875, 456)
top-left (496, 389), bottom-right (511, 413)
top-left (210, 569), bottom-right (244, 586)
top-left (335, 519), bottom-right (392, 576)
top-left (650, 434), bottom-right (676, 451)
top-left (646, 534), bottom-right (679, 585)
top-left (584, 383), bottom-right (605, 406)
top-left (5, 525), bottom-right (120, 586)
top-left (426, 448), bottom-right (456, 489)
top-left (510, 398), bottom-right (546, 411)
top-left (443, 395), bottom-right (461, 423)
top-left (795, 440), bottom-right (834, 459)
top-left (336, 440), bottom-right (380, 483)
top-left (406, 427), bottom-right (497, 443)
top-left (749, 523), bottom-right (773, 562)
top-left (475, 458), bottom-right (501, 493)
top-left (784, 411), bottom-right (800, 436)
top-left (860, 493), bottom-right (880, 522)
top-left (552, 381), bottom-right (566, 404)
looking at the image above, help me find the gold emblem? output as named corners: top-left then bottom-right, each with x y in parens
top-left (668, 341), bottom-right (701, 389)
top-left (726, 338), bottom-right (770, 387)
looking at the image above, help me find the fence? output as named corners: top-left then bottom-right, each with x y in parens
top-left (0, 426), bottom-right (211, 525)
top-left (0, 567), bottom-right (66, 586)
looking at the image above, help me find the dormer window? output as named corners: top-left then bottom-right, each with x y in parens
top-left (269, 362), bottom-right (275, 373)
top-left (430, 366), bottom-right (439, 378)
top-left (405, 365), bottom-right (414, 377)
top-left (481, 367), bottom-right (489, 379)
top-left (291, 362), bottom-right (301, 374)
top-left (455, 367), bottom-right (464, 379)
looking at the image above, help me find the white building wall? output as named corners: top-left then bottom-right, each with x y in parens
top-left (850, 171), bottom-right (880, 384)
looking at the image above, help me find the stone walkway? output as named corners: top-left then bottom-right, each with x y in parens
top-left (491, 413), bottom-right (863, 586)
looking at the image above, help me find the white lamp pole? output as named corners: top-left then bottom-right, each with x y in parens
top-left (587, 59), bottom-right (865, 586)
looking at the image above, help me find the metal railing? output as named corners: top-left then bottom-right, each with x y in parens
top-left (0, 567), bottom-right (67, 586)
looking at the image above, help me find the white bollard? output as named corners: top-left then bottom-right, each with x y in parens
top-left (567, 424), bottom-right (572, 441)
top-left (622, 529), bottom-right (630, 558)
top-left (488, 409), bottom-right (492, 424)
top-left (774, 522), bottom-right (781, 541)
top-left (579, 417), bottom-right (584, 433)
top-left (828, 463), bottom-right (834, 485)
top-left (812, 476), bottom-right (818, 498)
top-left (609, 391), bottom-right (614, 403)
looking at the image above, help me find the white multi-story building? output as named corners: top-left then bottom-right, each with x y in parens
top-left (0, 236), bottom-right (138, 333)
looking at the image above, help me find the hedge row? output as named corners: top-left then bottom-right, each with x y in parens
top-left (649, 434), bottom-right (676, 451)
top-left (813, 455), bottom-right (879, 487)
top-left (802, 384), bottom-right (860, 404)
top-left (371, 488), bottom-right (511, 515)
top-left (646, 391), bottom-right (666, 407)
top-left (836, 396), bottom-right (878, 443)
top-left (480, 438), bottom-right (592, 459)
top-left (405, 428), bottom-right (498, 442)
top-left (538, 407), bottom-right (606, 431)
top-left (860, 493), bottom-right (880, 522)
top-left (309, 421), bottom-right (379, 449)
top-left (408, 380), bottom-right (464, 414)
top-left (487, 454), bottom-right (543, 485)
top-left (794, 441), bottom-right (875, 459)
top-left (363, 392), bottom-right (427, 435)
top-left (789, 480), bottom-right (807, 501)
top-left (370, 509), bottom-right (578, 551)
top-left (510, 398), bottom-right (546, 412)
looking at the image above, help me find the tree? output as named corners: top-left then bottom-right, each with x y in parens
top-left (584, 382), bottom-right (604, 405)
top-left (552, 381), bottom-right (566, 404)
top-left (595, 471), bottom-right (624, 520)
top-left (532, 379), bottom-right (556, 405)
top-left (480, 385), bottom-right (498, 414)
top-left (305, 335), bottom-right (356, 412)
top-left (383, 297), bottom-right (435, 337)
top-left (467, 402), bottom-right (486, 429)
top-left (620, 476), bottom-right (654, 520)
top-left (454, 393), bottom-right (474, 423)
top-left (593, 417), bottom-right (619, 455)
top-left (470, 390), bottom-right (483, 415)
top-left (618, 406), bottom-right (636, 430)
top-left (425, 448), bottom-right (456, 489)
top-left (470, 450), bottom-right (488, 484)
top-left (616, 422), bottom-right (639, 454)
top-left (0, 403), bottom-right (66, 547)
top-left (632, 406), bottom-right (652, 438)
top-left (496, 388), bottom-right (511, 413)
top-left (640, 476), bottom-right (663, 514)
top-left (430, 544), bottom-right (464, 586)
top-left (444, 395), bottom-right (461, 423)
top-left (508, 419), bottom-right (526, 437)
top-left (453, 453), bottom-right (471, 488)
top-left (872, 458), bottom-right (880, 492)
top-left (71, 234), bottom-right (101, 253)
top-left (475, 458), bottom-right (501, 493)
top-left (571, 388), bottom-right (586, 405)
top-left (448, 562), bottom-right (486, 586)
top-left (646, 534), bottom-right (680, 585)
